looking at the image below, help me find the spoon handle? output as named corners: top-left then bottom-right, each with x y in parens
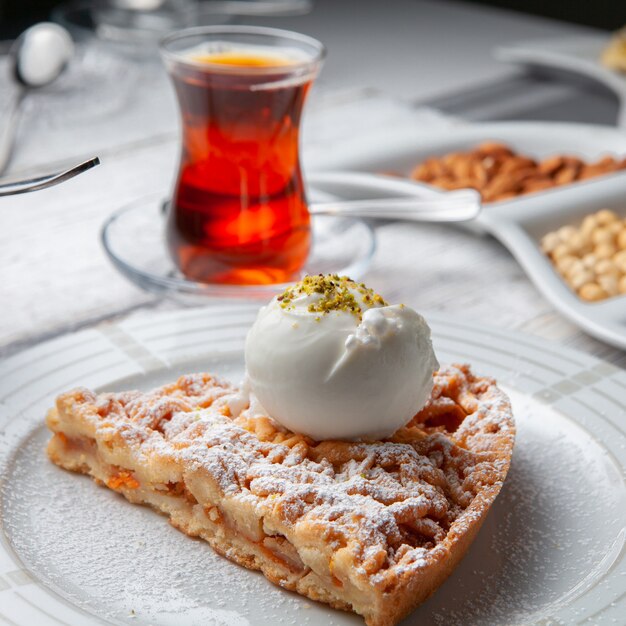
top-left (310, 191), bottom-right (481, 222)
top-left (0, 157), bottom-right (100, 196)
top-left (0, 88), bottom-right (26, 177)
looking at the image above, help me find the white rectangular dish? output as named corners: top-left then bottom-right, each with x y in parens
top-left (484, 174), bottom-right (626, 350)
top-left (308, 121), bottom-right (626, 349)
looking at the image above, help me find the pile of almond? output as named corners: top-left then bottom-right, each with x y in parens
top-left (541, 209), bottom-right (626, 301)
top-left (411, 142), bottom-right (626, 203)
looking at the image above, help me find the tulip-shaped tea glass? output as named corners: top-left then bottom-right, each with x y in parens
top-left (160, 26), bottom-right (325, 285)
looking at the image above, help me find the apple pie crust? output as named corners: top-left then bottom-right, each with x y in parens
top-left (46, 364), bottom-right (515, 626)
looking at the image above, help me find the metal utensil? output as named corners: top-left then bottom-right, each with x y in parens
top-left (0, 23), bottom-right (74, 176)
top-left (159, 190), bottom-right (480, 223)
top-left (310, 190), bottom-right (480, 222)
top-left (0, 157), bottom-right (100, 196)
top-left (307, 171), bottom-right (481, 222)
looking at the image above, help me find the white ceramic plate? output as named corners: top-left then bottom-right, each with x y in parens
top-left (308, 121), bottom-right (626, 349)
top-left (482, 174), bottom-right (626, 350)
top-left (0, 306), bottom-right (625, 625)
top-left (493, 35), bottom-right (626, 126)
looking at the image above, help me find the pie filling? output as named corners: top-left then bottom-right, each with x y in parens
top-left (47, 432), bottom-right (330, 596)
top-left (46, 365), bottom-right (515, 626)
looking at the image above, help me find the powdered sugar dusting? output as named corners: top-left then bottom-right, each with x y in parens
top-left (2, 369), bottom-right (623, 625)
top-left (3, 427), bottom-right (326, 626)
top-left (408, 389), bottom-right (625, 626)
top-left (47, 365), bottom-right (514, 592)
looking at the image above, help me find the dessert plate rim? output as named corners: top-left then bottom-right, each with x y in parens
top-left (0, 307), bottom-right (624, 625)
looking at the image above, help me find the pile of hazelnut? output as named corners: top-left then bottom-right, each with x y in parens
top-left (541, 209), bottom-right (626, 301)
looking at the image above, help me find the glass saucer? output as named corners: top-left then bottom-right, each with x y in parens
top-left (101, 193), bottom-right (376, 300)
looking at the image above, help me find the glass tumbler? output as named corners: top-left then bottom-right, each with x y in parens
top-left (160, 25), bottom-right (325, 285)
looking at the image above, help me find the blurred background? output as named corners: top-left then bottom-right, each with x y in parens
top-left (2, 0), bottom-right (626, 358)
top-left (0, 0), bottom-right (625, 39)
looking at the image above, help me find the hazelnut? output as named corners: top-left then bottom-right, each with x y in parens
top-left (581, 214), bottom-right (598, 235)
top-left (598, 274), bottom-right (619, 296)
top-left (579, 283), bottom-right (607, 302)
top-left (556, 255), bottom-right (577, 275)
top-left (595, 243), bottom-right (617, 259)
top-left (581, 253), bottom-right (598, 269)
top-left (591, 227), bottom-right (615, 246)
top-left (570, 270), bottom-right (595, 290)
top-left (595, 258), bottom-right (619, 276)
top-left (613, 250), bottom-right (626, 272)
top-left (552, 243), bottom-right (572, 260)
top-left (595, 209), bottom-right (619, 225)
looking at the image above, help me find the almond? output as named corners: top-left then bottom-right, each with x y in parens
top-left (498, 156), bottom-right (537, 174)
top-left (522, 178), bottom-right (554, 193)
top-left (476, 141), bottom-right (513, 157)
top-left (483, 173), bottom-right (522, 197)
top-left (470, 161), bottom-right (489, 187)
top-left (411, 158), bottom-right (447, 181)
top-left (448, 156), bottom-right (474, 180)
top-left (554, 165), bottom-right (580, 185)
top-left (537, 155), bottom-right (565, 176)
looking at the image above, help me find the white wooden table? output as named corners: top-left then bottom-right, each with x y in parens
top-left (2, 0), bottom-right (625, 369)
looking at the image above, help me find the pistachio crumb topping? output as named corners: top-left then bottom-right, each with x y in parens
top-left (278, 274), bottom-right (387, 320)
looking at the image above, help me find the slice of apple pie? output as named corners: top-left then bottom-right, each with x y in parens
top-left (46, 364), bottom-right (515, 626)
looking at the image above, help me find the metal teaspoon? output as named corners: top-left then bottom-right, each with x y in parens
top-left (0, 23), bottom-right (74, 176)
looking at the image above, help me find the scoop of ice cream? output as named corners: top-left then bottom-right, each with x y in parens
top-left (244, 275), bottom-right (439, 441)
